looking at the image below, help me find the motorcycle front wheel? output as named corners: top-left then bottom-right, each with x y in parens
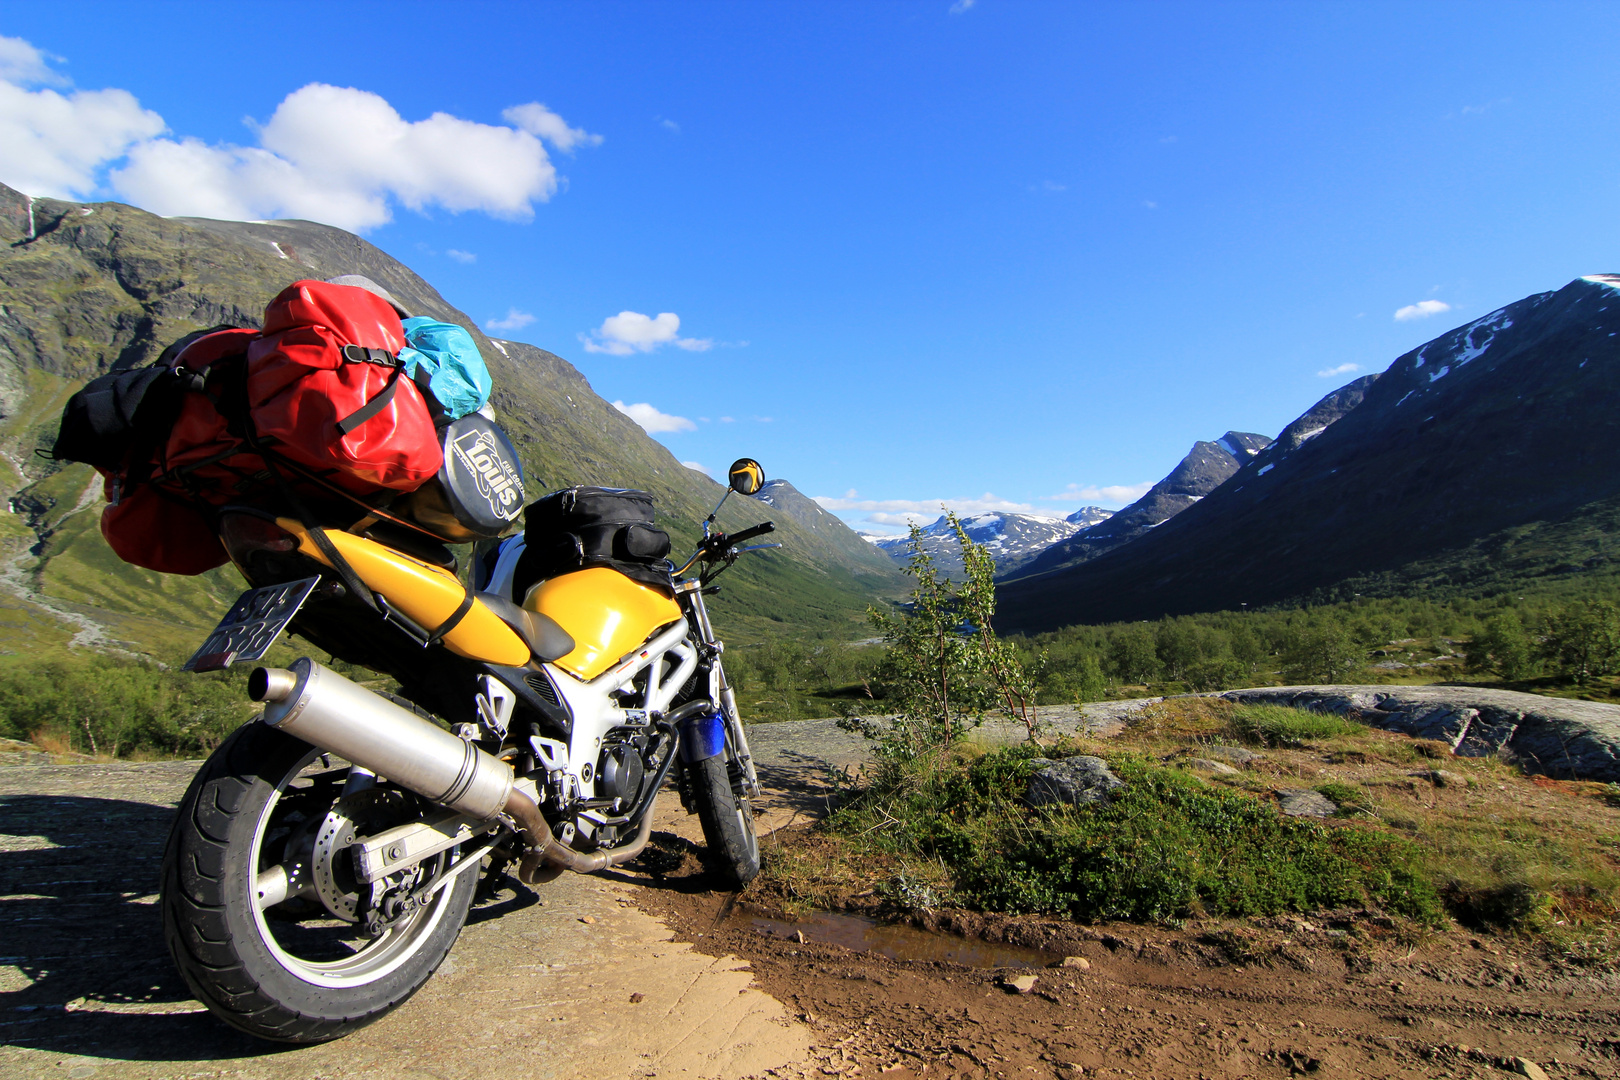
top-left (161, 721), bottom-right (476, 1043)
top-left (687, 751), bottom-right (761, 888)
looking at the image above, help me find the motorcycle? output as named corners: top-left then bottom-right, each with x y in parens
top-left (159, 459), bottom-right (778, 1043)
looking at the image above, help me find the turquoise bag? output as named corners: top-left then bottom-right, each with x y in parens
top-left (398, 317), bottom-right (493, 421)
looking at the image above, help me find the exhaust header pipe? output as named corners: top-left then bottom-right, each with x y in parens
top-left (252, 658), bottom-right (513, 821)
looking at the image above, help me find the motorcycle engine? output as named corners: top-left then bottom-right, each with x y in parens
top-left (596, 728), bottom-right (648, 809)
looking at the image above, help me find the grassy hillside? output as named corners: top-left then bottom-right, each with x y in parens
top-left (0, 183), bottom-right (902, 656)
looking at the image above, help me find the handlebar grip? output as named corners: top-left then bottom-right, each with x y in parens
top-left (728, 521), bottom-right (776, 546)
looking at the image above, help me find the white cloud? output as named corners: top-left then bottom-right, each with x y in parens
top-left (0, 36), bottom-right (164, 198)
top-left (501, 102), bottom-right (603, 153)
top-left (1317, 362), bottom-right (1361, 378)
top-left (659, 117), bottom-right (680, 134)
top-left (446, 248), bottom-right (476, 264)
top-left (613, 400), bottom-right (696, 434)
top-left (1394, 299), bottom-right (1452, 322)
top-left (112, 84), bottom-right (595, 232)
top-left (1142, 199), bottom-right (1159, 209)
top-left (868, 511), bottom-right (935, 527)
top-left (581, 310), bottom-right (712, 355)
top-left (681, 460), bottom-right (713, 477)
top-left (0, 38), bottom-right (599, 232)
top-left (949, 0), bottom-right (977, 12)
top-left (812, 492), bottom-right (1043, 516)
top-left (0, 34), bottom-right (65, 86)
top-left (486, 308), bottom-right (535, 332)
top-left (1042, 482), bottom-right (1153, 506)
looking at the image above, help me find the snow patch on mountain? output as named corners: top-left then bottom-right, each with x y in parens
top-left (872, 510), bottom-right (1086, 577)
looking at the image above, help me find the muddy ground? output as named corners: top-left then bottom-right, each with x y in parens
top-left (634, 845), bottom-right (1620, 1080)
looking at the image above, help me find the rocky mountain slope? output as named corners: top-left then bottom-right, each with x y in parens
top-left (1064, 506), bottom-right (1114, 530)
top-left (871, 511), bottom-right (1086, 578)
top-left (0, 182), bottom-right (901, 655)
top-left (747, 479), bottom-right (900, 577)
top-left (1011, 431), bottom-right (1271, 578)
top-left (997, 276), bottom-right (1620, 632)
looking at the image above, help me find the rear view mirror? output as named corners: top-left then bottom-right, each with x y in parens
top-left (728, 458), bottom-right (765, 496)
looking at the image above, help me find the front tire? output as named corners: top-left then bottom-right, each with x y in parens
top-left (688, 752), bottom-right (761, 887)
top-left (161, 721), bottom-right (476, 1043)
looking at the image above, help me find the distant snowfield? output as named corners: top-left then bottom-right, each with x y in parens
top-left (866, 508), bottom-right (1113, 574)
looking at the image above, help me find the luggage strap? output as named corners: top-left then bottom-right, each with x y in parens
top-left (424, 584), bottom-right (477, 648)
top-left (335, 364), bottom-right (404, 436)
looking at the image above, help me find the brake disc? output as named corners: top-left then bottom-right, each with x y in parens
top-left (310, 788), bottom-right (409, 922)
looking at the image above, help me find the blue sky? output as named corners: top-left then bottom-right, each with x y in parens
top-left (3, 2), bottom-right (1618, 535)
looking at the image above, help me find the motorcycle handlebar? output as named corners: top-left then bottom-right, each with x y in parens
top-left (726, 521), bottom-right (775, 546)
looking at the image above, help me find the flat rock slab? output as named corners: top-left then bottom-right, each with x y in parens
top-left (0, 761), bottom-right (809, 1080)
top-left (1182, 758), bottom-right (1240, 775)
top-left (1220, 685), bottom-right (1620, 782)
top-left (1202, 744), bottom-right (1263, 766)
top-left (1276, 788), bottom-right (1337, 817)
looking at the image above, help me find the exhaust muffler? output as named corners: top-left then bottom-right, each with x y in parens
top-left (251, 658), bottom-right (514, 820)
top-left (249, 658), bottom-right (656, 884)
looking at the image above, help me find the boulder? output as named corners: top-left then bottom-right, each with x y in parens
top-left (1184, 757), bottom-right (1241, 776)
top-left (1026, 755), bottom-right (1125, 808)
top-left (1276, 789), bottom-right (1336, 817)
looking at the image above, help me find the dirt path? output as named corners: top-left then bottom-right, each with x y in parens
top-left (638, 878), bottom-right (1620, 1080)
top-left (0, 760), bottom-right (810, 1080)
top-left (4, 702), bottom-right (1619, 1080)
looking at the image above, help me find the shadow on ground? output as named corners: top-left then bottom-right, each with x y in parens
top-left (0, 793), bottom-right (289, 1059)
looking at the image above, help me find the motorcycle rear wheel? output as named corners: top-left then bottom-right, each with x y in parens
top-left (688, 752), bottom-right (761, 887)
top-left (161, 721), bottom-right (476, 1043)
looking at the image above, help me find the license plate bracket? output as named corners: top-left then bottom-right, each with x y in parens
top-left (184, 576), bottom-right (320, 672)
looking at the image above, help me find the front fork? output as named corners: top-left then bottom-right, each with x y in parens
top-left (675, 580), bottom-right (762, 799)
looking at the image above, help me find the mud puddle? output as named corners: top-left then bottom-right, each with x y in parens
top-left (737, 904), bottom-right (1057, 968)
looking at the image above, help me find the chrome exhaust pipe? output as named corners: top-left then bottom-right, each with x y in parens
top-left (251, 658), bottom-right (513, 821)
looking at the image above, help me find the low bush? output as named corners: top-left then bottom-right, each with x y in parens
top-left (827, 746), bottom-right (1442, 926)
top-left (0, 653), bottom-right (256, 758)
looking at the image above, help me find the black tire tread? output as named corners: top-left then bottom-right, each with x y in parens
top-left (688, 753), bottom-right (761, 888)
top-left (161, 722), bottom-right (469, 1044)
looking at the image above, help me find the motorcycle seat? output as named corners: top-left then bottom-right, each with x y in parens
top-left (475, 592), bottom-right (575, 662)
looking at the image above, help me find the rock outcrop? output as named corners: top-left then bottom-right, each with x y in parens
top-left (1218, 685), bottom-right (1620, 782)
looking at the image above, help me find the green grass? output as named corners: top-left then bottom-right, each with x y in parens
top-left (1226, 703), bottom-right (1367, 747)
top-left (813, 744), bottom-right (1442, 926)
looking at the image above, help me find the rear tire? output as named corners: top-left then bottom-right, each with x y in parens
top-left (161, 721), bottom-right (476, 1043)
top-left (688, 752), bottom-right (761, 887)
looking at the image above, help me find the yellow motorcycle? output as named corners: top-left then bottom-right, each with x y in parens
top-left (159, 459), bottom-right (775, 1043)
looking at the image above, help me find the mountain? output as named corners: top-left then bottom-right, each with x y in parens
top-left (1065, 506), bottom-right (1114, 529)
top-left (748, 479), bottom-right (903, 577)
top-left (1009, 431), bottom-right (1272, 578)
top-left (997, 276), bottom-right (1620, 632)
top-left (872, 511), bottom-right (1083, 577)
top-left (0, 182), bottom-right (901, 655)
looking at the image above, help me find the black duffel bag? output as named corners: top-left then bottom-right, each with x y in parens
top-left (513, 486), bottom-right (674, 599)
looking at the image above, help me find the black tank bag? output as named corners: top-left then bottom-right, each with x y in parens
top-left (514, 486), bottom-right (674, 600)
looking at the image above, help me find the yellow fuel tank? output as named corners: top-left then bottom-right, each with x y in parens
top-left (278, 518), bottom-right (531, 667)
top-left (523, 568), bottom-right (684, 681)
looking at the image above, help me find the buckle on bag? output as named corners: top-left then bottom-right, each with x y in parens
top-left (340, 345), bottom-right (398, 366)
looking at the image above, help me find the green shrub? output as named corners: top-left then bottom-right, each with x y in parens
top-left (0, 653), bottom-right (256, 757)
top-left (830, 747), bottom-right (1441, 925)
